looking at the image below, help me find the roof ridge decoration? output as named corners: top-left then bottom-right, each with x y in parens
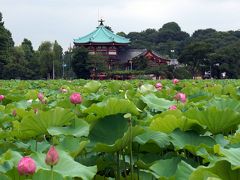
top-left (99, 19), bottom-right (104, 26)
top-left (74, 20), bottom-right (130, 44)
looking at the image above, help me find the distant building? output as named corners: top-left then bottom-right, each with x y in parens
top-left (169, 58), bottom-right (179, 66)
top-left (73, 19), bottom-right (171, 70)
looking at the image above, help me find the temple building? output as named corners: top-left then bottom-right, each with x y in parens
top-left (73, 19), bottom-right (170, 70)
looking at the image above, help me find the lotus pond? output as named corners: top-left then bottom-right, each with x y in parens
top-left (0, 79), bottom-right (240, 180)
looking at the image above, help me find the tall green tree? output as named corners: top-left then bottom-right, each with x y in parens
top-left (0, 12), bottom-right (14, 78)
top-left (62, 50), bottom-right (75, 79)
top-left (20, 38), bottom-right (41, 79)
top-left (132, 56), bottom-right (148, 70)
top-left (71, 47), bottom-right (90, 79)
top-left (2, 46), bottom-right (34, 79)
top-left (215, 41), bottom-right (240, 78)
top-left (53, 40), bottom-right (63, 78)
top-left (38, 41), bottom-right (54, 79)
top-left (21, 38), bottom-right (34, 61)
top-left (178, 42), bottom-right (213, 78)
top-left (87, 53), bottom-right (108, 73)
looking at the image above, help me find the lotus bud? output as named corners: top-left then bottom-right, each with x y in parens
top-left (60, 88), bottom-right (68, 93)
top-left (70, 93), bottom-right (82, 105)
top-left (172, 78), bottom-right (179, 85)
top-left (0, 95), bottom-right (5, 101)
top-left (155, 83), bottom-right (162, 90)
top-left (34, 108), bottom-right (39, 114)
top-left (12, 109), bottom-right (17, 117)
top-left (45, 146), bottom-right (59, 167)
top-left (41, 99), bottom-right (47, 104)
top-left (17, 156), bottom-right (36, 176)
top-left (37, 93), bottom-right (44, 102)
top-left (169, 105), bottom-right (177, 110)
top-left (175, 92), bottom-right (187, 103)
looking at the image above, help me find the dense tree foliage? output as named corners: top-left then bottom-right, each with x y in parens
top-left (124, 23), bottom-right (240, 78)
top-left (179, 29), bottom-right (240, 78)
top-left (0, 12), bottom-right (14, 78)
top-left (87, 53), bottom-right (108, 73)
top-left (1, 11), bottom-right (240, 79)
top-left (71, 47), bottom-right (108, 79)
top-left (0, 13), bottom-right (64, 79)
top-left (71, 47), bottom-right (90, 79)
top-left (132, 56), bottom-right (148, 70)
top-left (126, 22), bottom-right (190, 57)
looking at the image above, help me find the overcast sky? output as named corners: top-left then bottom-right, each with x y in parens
top-left (1, 0), bottom-right (240, 50)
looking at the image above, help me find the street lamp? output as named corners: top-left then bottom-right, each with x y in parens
top-left (170, 49), bottom-right (175, 59)
top-left (129, 60), bottom-right (133, 70)
top-left (62, 61), bottom-right (67, 78)
top-left (52, 59), bottom-right (55, 80)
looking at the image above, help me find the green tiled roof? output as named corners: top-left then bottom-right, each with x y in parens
top-left (74, 25), bottom-right (130, 44)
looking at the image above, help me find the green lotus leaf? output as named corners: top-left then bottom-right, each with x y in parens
top-left (136, 153), bottom-right (165, 169)
top-left (222, 84), bottom-right (237, 98)
top-left (24, 89), bottom-right (38, 100)
top-left (228, 132), bottom-right (240, 144)
top-left (206, 84), bottom-right (223, 95)
top-left (106, 81), bottom-right (122, 93)
top-left (16, 108), bottom-right (75, 139)
top-left (48, 119), bottom-right (89, 137)
top-left (214, 134), bottom-right (229, 148)
top-left (13, 108), bottom-right (34, 119)
top-left (141, 93), bottom-right (175, 112)
top-left (188, 91), bottom-right (211, 103)
top-left (31, 150), bottom-right (97, 179)
top-left (0, 150), bottom-right (22, 173)
top-left (185, 107), bottom-right (240, 134)
top-left (6, 100), bottom-right (32, 110)
top-left (170, 129), bottom-right (216, 153)
top-left (33, 169), bottom-right (71, 180)
top-left (237, 86), bottom-right (240, 96)
top-left (134, 129), bottom-right (170, 148)
top-left (206, 97), bottom-right (240, 113)
top-left (5, 93), bottom-right (25, 102)
top-left (196, 148), bottom-right (219, 164)
top-left (0, 105), bottom-right (4, 111)
top-left (175, 161), bottom-right (195, 180)
top-left (189, 160), bottom-right (240, 180)
top-left (214, 145), bottom-right (240, 169)
top-left (56, 97), bottom-right (74, 109)
top-left (5, 168), bottom-right (26, 180)
top-left (149, 157), bottom-right (181, 179)
top-left (28, 140), bottom-right (50, 153)
top-left (83, 81), bottom-right (101, 93)
top-left (138, 84), bottom-right (156, 94)
top-left (0, 173), bottom-right (10, 180)
top-left (84, 98), bottom-right (139, 121)
top-left (57, 136), bottom-right (88, 158)
top-left (89, 115), bottom-right (143, 152)
top-left (149, 110), bottom-right (199, 133)
top-left (89, 115), bottom-right (128, 145)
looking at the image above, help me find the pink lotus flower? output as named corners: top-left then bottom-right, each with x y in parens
top-left (17, 156), bottom-right (36, 176)
top-left (169, 105), bottom-right (177, 110)
top-left (70, 93), bottom-right (82, 104)
top-left (175, 92), bottom-right (187, 103)
top-left (0, 95), bottom-right (5, 101)
top-left (173, 78), bottom-right (179, 85)
top-left (155, 83), bottom-right (162, 90)
top-left (37, 93), bottom-right (44, 102)
top-left (45, 146), bottom-right (59, 166)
